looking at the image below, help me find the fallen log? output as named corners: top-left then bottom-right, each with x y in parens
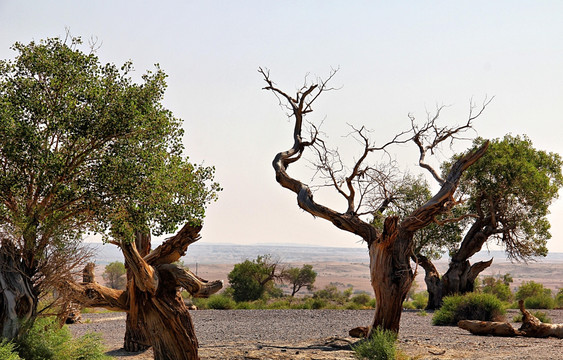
top-left (458, 300), bottom-right (563, 338)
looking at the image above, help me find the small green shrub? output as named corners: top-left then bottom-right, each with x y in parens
top-left (417, 310), bottom-right (428, 317)
top-left (206, 294), bottom-right (236, 309)
top-left (352, 327), bottom-right (398, 360)
top-left (513, 310), bottom-right (552, 323)
top-left (0, 341), bottom-right (21, 360)
top-left (524, 295), bottom-right (555, 309)
top-left (411, 291), bottom-right (428, 309)
top-left (402, 301), bottom-right (415, 310)
top-left (234, 301), bottom-right (253, 309)
top-left (432, 292), bottom-right (505, 326)
top-left (556, 289), bottom-right (563, 308)
top-left (15, 317), bottom-right (111, 360)
top-left (351, 293), bottom-right (372, 306)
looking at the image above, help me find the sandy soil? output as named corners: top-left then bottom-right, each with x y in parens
top-left (70, 308), bottom-right (563, 360)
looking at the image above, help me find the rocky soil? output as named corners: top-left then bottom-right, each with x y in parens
top-left (70, 309), bottom-right (563, 359)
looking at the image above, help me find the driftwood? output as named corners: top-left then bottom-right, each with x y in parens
top-left (458, 300), bottom-right (563, 338)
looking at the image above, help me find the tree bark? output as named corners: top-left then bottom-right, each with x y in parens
top-left (417, 255), bottom-right (442, 310)
top-left (65, 223), bottom-right (222, 360)
top-left (368, 218), bottom-right (414, 333)
top-left (0, 240), bottom-right (36, 340)
top-left (124, 231), bottom-right (151, 352)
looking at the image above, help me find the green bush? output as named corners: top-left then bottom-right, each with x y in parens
top-left (402, 301), bottom-right (415, 310)
top-left (556, 289), bottom-right (563, 308)
top-left (206, 294), bottom-right (236, 309)
top-left (351, 293), bottom-right (372, 306)
top-left (524, 295), bottom-right (555, 309)
top-left (515, 281), bottom-right (552, 301)
top-left (412, 291), bottom-right (428, 309)
top-left (352, 327), bottom-right (398, 360)
top-left (513, 310), bottom-right (551, 323)
top-left (432, 292), bottom-right (505, 326)
top-left (15, 317), bottom-right (111, 360)
top-left (0, 341), bottom-right (21, 360)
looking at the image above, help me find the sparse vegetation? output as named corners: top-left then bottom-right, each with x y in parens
top-left (433, 293), bottom-right (505, 326)
top-left (13, 317), bottom-right (111, 360)
top-left (352, 327), bottom-right (401, 360)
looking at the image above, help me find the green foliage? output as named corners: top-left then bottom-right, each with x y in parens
top-left (352, 327), bottom-right (398, 360)
top-left (556, 289), bottom-right (563, 308)
top-left (459, 135), bottom-right (563, 260)
top-left (516, 281), bottom-right (552, 299)
top-left (313, 284), bottom-right (353, 305)
top-left (432, 292), bottom-right (505, 326)
top-left (524, 295), bottom-right (555, 309)
top-left (228, 255), bottom-right (280, 302)
top-left (0, 341), bottom-right (21, 360)
top-left (412, 291), bottom-right (428, 309)
top-left (102, 261), bottom-right (126, 290)
top-left (513, 311), bottom-right (551, 323)
top-left (14, 317), bottom-right (111, 360)
top-left (351, 293), bottom-right (372, 306)
top-left (281, 264), bottom-right (317, 296)
top-left (205, 294), bottom-right (236, 310)
top-left (481, 274), bottom-right (513, 302)
top-left (417, 310), bottom-right (428, 317)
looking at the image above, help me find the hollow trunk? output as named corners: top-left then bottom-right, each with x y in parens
top-left (0, 242), bottom-right (36, 339)
top-left (368, 219), bottom-right (414, 333)
top-left (124, 230), bottom-right (151, 352)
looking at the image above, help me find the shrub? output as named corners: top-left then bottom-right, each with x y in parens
top-left (411, 291), bottom-right (428, 309)
top-left (432, 292), bottom-right (505, 326)
top-left (515, 281), bottom-right (552, 301)
top-left (351, 293), bottom-right (372, 306)
top-left (513, 311), bottom-right (551, 323)
top-left (206, 294), bottom-right (236, 310)
top-left (0, 341), bottom-right (21, 360)
top-left (15, 317), bottom-right (111, 360)
top-left (402, 301), bottom-right (415, 310)
top-left (524, 295), bottom-right (555, 309)
top-left (352, 327), bottom-right (398, 360)
top-left (556, 289), bottom-right (563, 308)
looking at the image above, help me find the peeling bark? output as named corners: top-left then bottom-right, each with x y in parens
top-left (65, 223), bottom-right (222, 360)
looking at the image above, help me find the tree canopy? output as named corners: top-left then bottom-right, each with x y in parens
top-left (227, 255), bottom-right (280, 302)
top-left (458, 135), bottom-right (563, 260)
top-left (282, 264), bottom-right (317, 297)
top-left (0, 35), bottom-right (220, 338)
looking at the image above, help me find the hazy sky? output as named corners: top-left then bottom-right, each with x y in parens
top-left (1, 1), bottom-right (563, 254)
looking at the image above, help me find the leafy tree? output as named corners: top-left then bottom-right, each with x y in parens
top-left (481, 274), bottom-right (513, 302)
top-left (102, 261), bottom-right (127, 290)
top-left (417, 135), bottom-right (563, 308)
top-left (282, 264), bottom-right (317, 296)
top-left (0, 35), bottom-right (221, 358)
top-left (228, 255), bottom-right (281, 302)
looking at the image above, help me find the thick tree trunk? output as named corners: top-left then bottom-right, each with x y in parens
top-left (65, 223), bottom-right (222, 360)
top-left (124, 230), bottom-right (151, 352)
top-left (368, 218), bottom-right (414, 333)
top-left (0, 241), bottom-right (36, 340)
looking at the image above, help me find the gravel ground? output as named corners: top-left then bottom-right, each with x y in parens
top-left (70, 309), bottom-right (563, 359)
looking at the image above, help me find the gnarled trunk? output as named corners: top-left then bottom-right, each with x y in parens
top-left (64, 223), bottom-right (223, 360)
top-left (368, 220), bottom-right (414, 333)
top-left (124, 230), bottom-right (151, 352)
top-left (417, 255), bottom-right (442, 310)
top-left (0, 241), bottom-right (36, 340)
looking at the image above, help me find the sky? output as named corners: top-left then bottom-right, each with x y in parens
top-left (1, 1), bottom-right (563, 254)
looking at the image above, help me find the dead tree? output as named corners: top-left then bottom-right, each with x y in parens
top-left (459, 300), bottom-right (563, 338)
top-left (261, 68), bottom-right (488, 333)
top-left (63, 223), bottom-right (223, 360)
